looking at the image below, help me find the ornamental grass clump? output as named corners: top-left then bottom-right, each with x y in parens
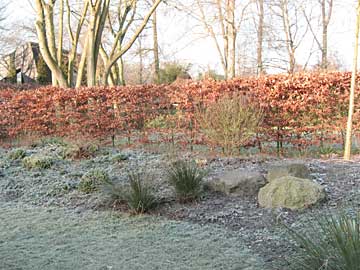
top-left (197, 94), bottom-right (262, 156)
top-left (167, 160), bottom-right (205, 202)
top-left (287, 211), bottom-right (360, 270)
top-left (102, 172), bottom-right (157, 214)
top-left (125, 173), bottom-right (157, 214)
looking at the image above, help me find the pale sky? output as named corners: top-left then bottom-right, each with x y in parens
top-left (7, 0), bottom-right (359, 75)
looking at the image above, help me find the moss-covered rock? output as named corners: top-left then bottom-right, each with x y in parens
top-left (258, 176), bottom-right (325, 210)
top-left (22, 155), bottom-right (53, 170)
top-left (78, 169), bottom-right (110, 193)
top-left (8, 149), bottom-right (26, 161)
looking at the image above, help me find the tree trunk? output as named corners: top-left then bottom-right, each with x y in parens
top-left (35, 0), bottom-right (68, 87)
top-left (152, 4), bottom-right (160, 84)
top-left (257, 0), bottom-right (264, 75)
top-left (227, 0), bottom-right (236, 78)
top-left (344, 0), bottom-right (360, 160)
top-left (87, 0), bottom-right (110, 87)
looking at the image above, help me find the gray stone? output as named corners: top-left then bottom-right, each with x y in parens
top-left (266, 162), bottom-right (310, 182)
top-left (258, 176), bottom-right (325, 210)
top-left (210, 168), bottom-right (266, 197)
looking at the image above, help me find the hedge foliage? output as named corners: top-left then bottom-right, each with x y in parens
top-left (0, 72), bottom-right (359, 151)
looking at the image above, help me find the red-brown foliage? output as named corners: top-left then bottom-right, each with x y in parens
top-left (1, 72), bottom-right (359, 150)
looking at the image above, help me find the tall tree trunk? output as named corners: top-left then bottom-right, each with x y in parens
top-left (281, 0), bottom-right (296, 74)
top-left (44, 2), bottom-right (58, 86)
top-left (87, 0), bottom-right (110, 86)
top-left (257, 0), bottom-right (264, 75)
top-left (152, 3), bottom-right (160, 84)
top-left (321, 0), bottom-right (333, 70)
top-left (76, 36), bottom-right (88, 88)
top-left (344, 0), bottom-right (360, 160)
top-left (118, 57), bottom-right (125, 85)
top-left (227, 0), bottom-right (236, 78)
top-left (57, 0), bottom-right (64, 71)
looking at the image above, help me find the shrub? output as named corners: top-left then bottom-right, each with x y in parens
top-left (22, 155), bottom-right (53, 170)
top-left (61, 143), bottom-right (99, 160)
top-left (8, 149), bottom-right (26, 161)
top-left (78, 169), bottom-right (111, 193)
top-left (167, 160), bottom-right (205, 202)
top-left (102, 172), bottom-right (157, 214)
top-left (287, 212), bottom-right (360, 270)
top-left (197, 94), bottom-right (262, 156)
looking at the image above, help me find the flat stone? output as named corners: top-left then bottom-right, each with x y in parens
top-left (210, 168), bottom-right (266, 197)
top-left (266, 162), bottom-right (310, 182)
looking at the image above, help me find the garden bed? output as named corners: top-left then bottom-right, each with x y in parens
top-left (1, 143), bottom-right (360, 269)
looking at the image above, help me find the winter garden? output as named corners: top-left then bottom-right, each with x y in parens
top-left (1, 0), bottom-right (360, 270)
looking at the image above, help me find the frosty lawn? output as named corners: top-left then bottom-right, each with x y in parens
top-left (0, 203), bottom-right (265, 270)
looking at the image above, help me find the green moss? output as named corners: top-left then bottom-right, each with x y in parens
top-left (78, 169), bottom-right (110, 193)
top-left (8, 149), bottom-right (26, 161)
top-left (22, 155), bottom-right (53, 170)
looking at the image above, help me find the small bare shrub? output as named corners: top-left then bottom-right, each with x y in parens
top-left (79, 169), bottom-right (111, 193)
top-left (197, 94), bottom-right (262, 155)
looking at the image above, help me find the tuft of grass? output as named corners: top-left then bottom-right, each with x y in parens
top-left (167, 160), bottom-right (205, 202)
top-left (22, 155), bottom-right (53, 170)
top-left (125, 173), bottom-right (157, 214)
top-left (102, 172), bottom-right (157, 214)
top-left (8, 149), bottom-right (26, 161)
top-left (286, 211), bottom-right (360, 270)
top-left (78, 169), bottom-right (111, 193)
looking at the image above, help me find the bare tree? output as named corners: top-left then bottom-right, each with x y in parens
top-left (193, 0), bottom-right (251, 79)
top-left (303, 0), bottom-right (333, 70)
top-left (269, 0), bottom-right (308, 73)
top-left (34, 0), bottom-right (163, 87)
top-left (0, 0), bottom-right (8, 31)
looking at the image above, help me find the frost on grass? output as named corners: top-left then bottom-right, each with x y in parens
top-left (0, 204), bottom-right (265, 270)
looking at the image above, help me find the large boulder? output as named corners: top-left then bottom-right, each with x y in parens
top-left (210, 168), bottom-right (266, 197)
top-left (266, 162), bottom-right (310, 182)
top-left (258, 176), bottom-right (325, 210)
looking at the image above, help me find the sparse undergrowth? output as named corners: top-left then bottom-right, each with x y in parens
top-left (8, 149), bottom-right (26, 161)
top-left (22, 155), bottom-right (53, 170)
top-left (78, 169), bottom-right (111, 193)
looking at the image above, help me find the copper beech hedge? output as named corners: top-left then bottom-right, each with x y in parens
top-left (0, 72), bottom-right (359, 150)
